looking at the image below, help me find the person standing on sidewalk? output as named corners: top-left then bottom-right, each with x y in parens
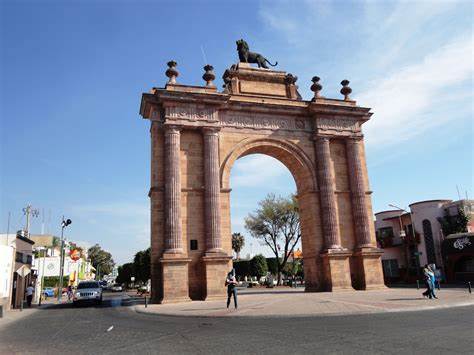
top-left (225, 269), bottom-right (238, 309)
top-left (25, 283), bottom-right (34, 307)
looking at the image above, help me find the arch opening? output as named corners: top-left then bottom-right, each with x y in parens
top-left (222, 138), bottom-right (323, 290)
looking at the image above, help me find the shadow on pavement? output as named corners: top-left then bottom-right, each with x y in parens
top-left (386, 298), bottom-right (426, 301)
top-left (239, 289), bottom-right (305, 295)
top-left (37, 294), bottom-right (145, 311)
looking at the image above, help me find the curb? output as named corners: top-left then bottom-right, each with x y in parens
top-left (132, 300), bottom-right (474, 319)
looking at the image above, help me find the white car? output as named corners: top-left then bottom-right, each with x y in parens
top-left (73, 281), bottom-right (103, 306)
top-left (111, 284), bottom-right (123, 292)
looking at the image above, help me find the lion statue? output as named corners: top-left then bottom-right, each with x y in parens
top-left (236, 39), bottom-right (278, 69)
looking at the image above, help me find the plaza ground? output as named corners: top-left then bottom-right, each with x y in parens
top-left (1, 288), bottom-right (473, 354)
top-left (136, 286), bottom-right (474, 318)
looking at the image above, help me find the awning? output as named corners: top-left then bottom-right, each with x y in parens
top-left (442, 234), bottom-right (474, 255)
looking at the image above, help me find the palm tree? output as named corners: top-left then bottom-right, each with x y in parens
top-left (232, 232), bottom-right (245, 260)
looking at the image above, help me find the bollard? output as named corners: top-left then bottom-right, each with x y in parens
top-left (145, 295), bottom-right (148, 308)
top-left (416, 280), bottom-right (420, 289)
top-left (468, 282), bottom-right (472, 294)
top-left (20, 300), bottom-right (24, 312)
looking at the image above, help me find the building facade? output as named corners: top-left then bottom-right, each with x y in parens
top-left (0, 234), bottom-right (16, 312)
top-left (375, 199), bottom-right (474, 282)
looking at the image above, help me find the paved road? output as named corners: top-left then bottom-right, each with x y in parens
top-left (1, 292), bottom-right (473, 354)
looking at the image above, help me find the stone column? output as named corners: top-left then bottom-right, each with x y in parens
top-left (315, 136), bottom-right (342, 249)
top-left (164, 125), bottom-right (183, 253)
top-left (203, 127), bottom-right (223, 253)
top-left (346, 137), bottom-right (372, 248)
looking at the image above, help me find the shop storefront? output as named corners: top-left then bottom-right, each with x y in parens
top-left (442, 233), bottom-right (474, 283)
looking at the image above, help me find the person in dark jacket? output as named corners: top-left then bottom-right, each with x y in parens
top-left (225, 269), bottom-right (238, 309)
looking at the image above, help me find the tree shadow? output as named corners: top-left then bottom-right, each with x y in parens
top-left (386, 298), bottom-right (427, 301)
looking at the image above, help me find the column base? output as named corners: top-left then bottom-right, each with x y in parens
top-left (321, 249), bottom-right (353, 291)
top-left (158, 254), bottom-right (192, 304)
top-left (202, 253), bottom-right (232, 301)
top-left (352, 247), bottom-right (386, 290)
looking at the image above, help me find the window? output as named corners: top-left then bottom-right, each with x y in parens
top-left (190, 240), bottom-right (198, 251)
top-left (382, 259), bottom-right (400, 277)
top-left (26, 255), bottom-right (32, 265)
top-left (422, 219), bottom-right (436, 264)
top-left (15, 252), bottom-right (22, 262)
top-left (379, 227), bottom-right (394, 239)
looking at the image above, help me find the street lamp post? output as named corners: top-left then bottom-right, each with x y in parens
top-left (389, 204), bottom-right (420, 278)
top-left (57, 217), bottom-right (72, 302)
top-left (38, 247), bottom-right (47, 306)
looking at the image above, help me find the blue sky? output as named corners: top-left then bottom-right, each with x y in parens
top-left (1, 0), bottom-right (472, 264)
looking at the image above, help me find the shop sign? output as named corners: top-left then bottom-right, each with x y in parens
top-left (453, 237), bottom-right (472, 250)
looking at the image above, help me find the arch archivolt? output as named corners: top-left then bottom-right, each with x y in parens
top-left (220, 137), bottom-right (317, 194)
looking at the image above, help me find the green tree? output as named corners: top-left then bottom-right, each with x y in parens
top-left (116, 263), bottom-right (134, 286)
top-left (87, 244), bottom-right (115, 278)
top-left (283, 259), bottom-right (302, 278)
top-left (232, 232), bottom-right (245, 259)
top-left (133, 247), bottom-right (151, 283)
top-left (245, 193), bottom-right (301, 285)
top-left (437, 208), bottom-right (470, 236)
top-left (250, 254), bottom-right (268, 279)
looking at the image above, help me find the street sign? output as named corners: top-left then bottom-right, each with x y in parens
top-left (16, 265), bottom-right (31, 277)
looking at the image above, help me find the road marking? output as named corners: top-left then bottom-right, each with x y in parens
top-left (107, 326), bottom-right (114, 332)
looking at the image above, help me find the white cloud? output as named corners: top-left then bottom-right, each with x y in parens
top-left (231, 154), bottom-right (294, 187)
top-left (69, 201), bottom-right (150, 264)
top-left (358, 35), bottom-right (473, 147)
top-left (258, 1), bottom-right (473, 148)
top-left (71, 202), bottom-right (148, 217)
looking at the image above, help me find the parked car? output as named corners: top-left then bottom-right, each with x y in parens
top-left (42, 287), bottom-right (54, 298)
top-left (110, 284), bottom-right (123, 292)
top-left (73, 281), bottom-right (103, 306)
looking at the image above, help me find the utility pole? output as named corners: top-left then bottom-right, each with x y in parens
top-left (22, 204), bottom-right (39, 238)
top-left (38, 247), bottom-right (47, 306)
top-left (57, 217), bottom-right (72, 302)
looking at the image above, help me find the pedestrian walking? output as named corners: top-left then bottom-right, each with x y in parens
top-left (225, 269), bottom-right (238, 309)
top-left (67, 285), bottom-right (73, 301)
top-left (422, 265), bottom-right (437, 299)
top-left (25, 283), bottom-right (34, 307)
top-left (428, 265), bottom-right (438, 299)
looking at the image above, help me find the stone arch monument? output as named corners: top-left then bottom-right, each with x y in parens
top-left (140, 59), bottom-right (385, 304)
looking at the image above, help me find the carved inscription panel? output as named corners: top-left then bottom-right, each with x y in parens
top-left (166, 105), bottom-right (217, 122)
top-left (316, 117), bottom-right (360, 134)
top-left (220, 112), bottom-right (308, 131)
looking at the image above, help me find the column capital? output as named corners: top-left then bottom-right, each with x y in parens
top-left (202, 126), bottom-right (221, 135)
top-left (164, 124), bottom-right (182, 133)
top-left (313, 134), bottom-right (331, 143)
top-left (346, 135), bottom-right (364, 143)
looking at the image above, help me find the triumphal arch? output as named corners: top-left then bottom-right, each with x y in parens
top-left (140, 50), bottom-right (385, 304)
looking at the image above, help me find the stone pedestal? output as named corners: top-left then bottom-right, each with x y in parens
top-left (352, 248), bottom-right (386, 290)
top-left (202, 254), bottom-right (232, 300)
top-left (158, 255), bottom-right (191, 304)
top-left (321, 249), bottom-right (353, 291)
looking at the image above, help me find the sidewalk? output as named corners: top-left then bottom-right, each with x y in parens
top-left (134, 287), bottom-right (474, 318)
top-left (0, 296), bottom-right (64, 329)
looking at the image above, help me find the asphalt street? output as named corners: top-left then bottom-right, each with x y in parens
top-left (1, 291), bottom-right (473, 354)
